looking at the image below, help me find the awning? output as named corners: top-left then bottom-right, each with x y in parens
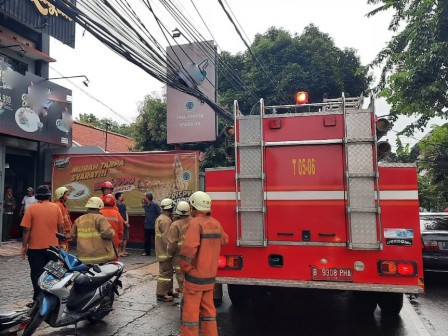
top-left (0, 32), bottom-right (56, 62)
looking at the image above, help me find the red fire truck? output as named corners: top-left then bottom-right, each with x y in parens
top-left (206, 94), bottom-right (423, 315)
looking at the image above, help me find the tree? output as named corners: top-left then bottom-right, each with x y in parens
top-left (133, 26), bottom-right (371, 166)
top-left (418, 123), bottom-right (448, 211)
top-left (131, 93), bottom-right (172, 151)
top-left (368, 0), bottom-right (448, 135)
top-left (77, 113), bottom-right (132, 137)
top-left (219, 25), bottom-right (371, 114)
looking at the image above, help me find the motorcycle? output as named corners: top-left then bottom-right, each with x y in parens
top-left (22, 234), bottom-right (123, 336)
top-left (0, 310), bottom-right (31, 336)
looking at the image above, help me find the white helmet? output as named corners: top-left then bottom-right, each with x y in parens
top-left (189, 191), bottom-right (211, 211)
top-left (55, 186), bottom-right (69, 199)
top-left (160, 198), bottom-right (175, 210)
top-left (85, 197), bottom-right (104, 209)
top-left (175, 201), bottom-right (190, 216)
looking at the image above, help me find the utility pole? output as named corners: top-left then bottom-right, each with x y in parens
top-left (105, 121), bottom-right (111, 152)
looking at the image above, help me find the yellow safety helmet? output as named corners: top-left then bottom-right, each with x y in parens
top-left (160, 198), bottom-right (175, 210)
top-left (189, 191), bottom-right (211, 211)
top-left (175, 201), bottom-right (191, 216)
top-left (85, 197), bottom-right (104, 209)
top-left (54, 186), bottom-right (69, 199)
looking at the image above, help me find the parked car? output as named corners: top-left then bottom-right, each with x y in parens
top-left (420, 213), bottom-right (448, 272)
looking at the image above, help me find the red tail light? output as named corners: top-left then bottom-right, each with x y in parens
top-left (218, 256), bottom-right (227, 269)
top-left (218, 255), bottom-right (243, 270)
top-left (397, 262), bottom-right (415, 276)
top-left (423, 240), bottom-right (439, 251)
top-left (378, 260), bottom-right (417, 277)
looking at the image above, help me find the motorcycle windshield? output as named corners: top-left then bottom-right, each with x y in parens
top-left (59, 249), bottom-right (89, 272)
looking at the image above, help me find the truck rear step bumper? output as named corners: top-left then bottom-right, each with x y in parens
top-left (216, 277), bottom-right (423, 294)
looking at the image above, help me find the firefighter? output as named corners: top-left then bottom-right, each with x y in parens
top-left (179, 191), bottom-right (228, 336)
top-left (100, 194), bottom-right (124, 257)
top-left (70, 197), bottom-right (117, 264)
top-left (54, 186), bottom-right (72, 250)
top-left (99, 181), bottom-right (118, 211)
top-left (155, 197), bottom-right (176, 301)
top-left (166, 201), bottom-right (191, 294)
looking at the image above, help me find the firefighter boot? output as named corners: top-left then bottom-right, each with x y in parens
top-left (157, 261), bottom-right (174, 299)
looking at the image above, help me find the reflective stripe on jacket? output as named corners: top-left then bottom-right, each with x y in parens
top-left (70, 211), bottom-right (116, 264)
top-left (155, 213), bottom-right (172, 262)
top-left (100, 207), bottom-right (124, 248)
top-left (167, 217), bottom-right (191, 269)
top-left (179, 213), bottom-right (229, 290)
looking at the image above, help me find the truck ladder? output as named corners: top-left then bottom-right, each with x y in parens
top-left (233, 100), bottom-right (267, 247)
top-left (334, 94), bottom-right (382, 250)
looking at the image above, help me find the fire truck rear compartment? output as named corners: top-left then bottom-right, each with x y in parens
top-left (207, 96), bottom-right (423, 314)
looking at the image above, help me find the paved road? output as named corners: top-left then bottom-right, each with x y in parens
top-left (216, 288), bottom-right (428, 336)
top-left (1, 248), bottom-right (446, 336)
top-left (0, 247), bottom-right (156, 308)
top-left (410, 272), bottom-right (448, 336)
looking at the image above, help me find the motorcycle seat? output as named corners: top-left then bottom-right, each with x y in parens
top-left (74, 264), bottom-right (119, 287)
top-left (0, 309), bottom-right (25, 323)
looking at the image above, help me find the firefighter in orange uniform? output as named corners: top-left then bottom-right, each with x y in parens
top-left (54, 187), bottom-right (72, 250)
top-left (100, 194), bottom-right (123, 258)
top-left (166, 201), bottom-right (191, 294)
top-left (99, 181), bottom-right (118, 211)
top-left (156, 198), bottom-right (176, 301)
top-left (179, 191), bottom-right (228, 336)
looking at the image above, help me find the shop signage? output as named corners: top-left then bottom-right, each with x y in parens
top-left (167, 41), bottom-right (217, 144)
top-left (52, 151), bottom-right (199, 214)
top-left (30, 0), bottom-right (73, 21)
top-left (0, 0), bottom-right (76, 47)
top-left (0, 60), bottom-right (72, 146)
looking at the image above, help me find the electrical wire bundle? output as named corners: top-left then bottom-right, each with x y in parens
top-left (47, 0), bottom-right (263, 122)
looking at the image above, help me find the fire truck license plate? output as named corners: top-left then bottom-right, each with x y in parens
top-left (312, 267), bottom-right (353, 281)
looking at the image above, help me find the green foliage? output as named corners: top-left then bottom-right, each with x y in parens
top-left (131, 93), bottom-right (171, 151)
top-left (417, 123), bottom-right (448, 211)
top-left (382, 136), bottom-right (420, 163)
top-left (418, 174), bottom-right (446, 212)
top-left (368, 0), bottom-right (448, 135)
top-left (219, 25), bottom-right (371, 114)
top-left (77, 113), bottom-right (132, 137)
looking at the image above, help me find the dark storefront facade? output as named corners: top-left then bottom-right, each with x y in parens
top-left (0, 0), bottom-right (75, 242)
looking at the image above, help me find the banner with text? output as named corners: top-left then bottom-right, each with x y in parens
top-left (52, 151), bottom-right (199, 215)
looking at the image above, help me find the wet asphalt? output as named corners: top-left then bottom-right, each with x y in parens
top-left (2, 249), bottom-right (448, 336)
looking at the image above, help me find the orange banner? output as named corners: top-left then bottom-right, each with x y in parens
top-left (52, 151), bottom-right (199, 214)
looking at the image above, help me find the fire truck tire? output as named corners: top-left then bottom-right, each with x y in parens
top-left (377, 293), bottom-right (403, 316)
top-left (351, 291), bottom-right (378, 315)
top-left (227, 285), bottom-right (251, 306)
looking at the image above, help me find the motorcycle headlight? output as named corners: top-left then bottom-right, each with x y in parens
top-left (38, 272), bottom-right (59, 290)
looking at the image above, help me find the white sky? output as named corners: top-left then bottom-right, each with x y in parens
top-left (48, 0), bottom-right (441, 148)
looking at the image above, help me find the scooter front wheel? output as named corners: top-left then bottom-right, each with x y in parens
top-left (22, 303), bottom-right (45, 336)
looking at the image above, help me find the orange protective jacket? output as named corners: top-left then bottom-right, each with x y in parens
top-left (54, 199), bottom-right (72, 235)
top-left (100, 207), bottom-right (124, 249)
top-left (179, 213), bottom-right (228, 291)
